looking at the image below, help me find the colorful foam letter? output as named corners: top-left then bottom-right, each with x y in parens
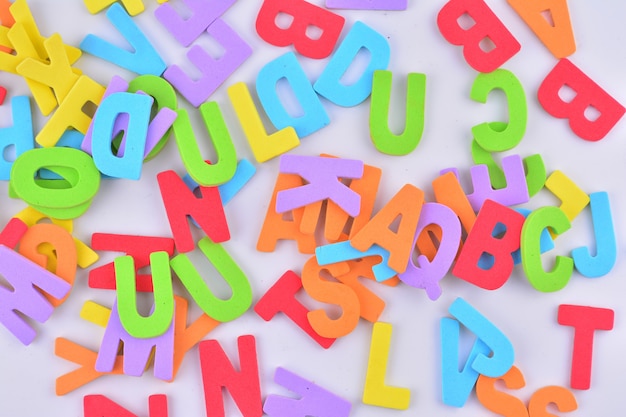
top-left (314, 21), bottom-right (390, 107)
top-left (263, 367), bottom-right (352, 417)
top-left (256, 52), bottom-right (330, 138)
top-left (537, 59), bottom-right (625, 141)
top-left (199, 335), bottom-right (262, 417)
top-left (558, 304), bottom-right (614, 390)
top-left (83, 394), bottom-right (169, 417)
top-left (83, 0), bottom-right (146, 16)
top-left (362, 322), bottom-right (410, 410)
top-left (437, 0), bottom-right (521, 73)
top-left (476, 366), bottom-right (529, 417)
top-left (0, 95), bottom-right (33, 180)
top-left (255, 0), bottom-right (345, 59)
top-left (370, 70), bottom-right (426, 156)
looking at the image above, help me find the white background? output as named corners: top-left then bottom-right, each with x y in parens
top-left (0, 0), bottom-right (625, 416)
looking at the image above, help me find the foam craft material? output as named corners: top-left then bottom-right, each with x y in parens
top-left (453, 200), bottom-right (526, 290)
top-left (0, 245), bottom-right (71, 345)
top-left (0, 1), bottom-right (13, 28)
top-left (254, 270), bottom-right (336, 349)
top-left (227, 82), bottom-right (300, 163)
top-left (55, 337), bottom-right (125, 396)
top-left (255, 0), bottom-right (345, 59)
top-left (432, 171), bottom-right (477, 241)
top-left (155, 0), bottom-right (236, 47)
top-left (335, 256), bottom-right (392, 323)
top-left (16, 33), bottom-right (80, 106)
top-left (471, 136), bottom-right (547, 197)
top-left (449, 297), bottom-right (514, 378)
top-left (18, 223), bottom-right (78, 307)
top-left (572, 192), bottom-right (616, 278)
top-left (301, 256), bottom-right (359, 338)
top-left (256, 52), bottom-right (330, 138)
top-left (276, 154), bottom-right (364, 216)
top-left (256, 172), bottom-right (317, 254)
top-left (314, 21), bottom-right (390, 107)
top-left (172, 102), bottom-right (237, 186)
top-left (437, 0), bottom-right (521, 73)
top-left (95, 299), bottom-right (175, 380)
top-left (471, 69), bottom-right (527, 152)
top-left (362, 322), bottom-right (411, 410)
top-left (127, 74), bottom-right (178, 161)
top-left (14, 206), bottom-right (99, 269)
top-left (441, 318), bottom-right (491, 407)
top-left (0, 217), bottom-right (28, 248)
top-left (164, 18), bottom-right (252, 107)
top-left (183, 159), bottom-right (256, 210)
top-left (199, 335), bottom-right (263, 417)
top-left (80, 4), bottom-right (166, 76)
top-left (114, 252), bottom-right (174, 339)
top-left (0, 86), bottom-right (5, 103)
top-left (83, 0), bottom-right (145, 16)
top-left (476, 366), bottom-right (529, 417)
top-left (369, 70), bottom-right (426, 156)
top-left (39, 130), bottom-right (86, 180)
top-left (462, 154), bottom-right (530, 211)
top-left (521, 206), bottom-right (573, 292)
top-left (301, 161), bottom-right (381, 241)
top-left (538, 58), bottom-right (625, 141)
top-left (263, 367), bottom-right (352, 417)
top-left (83, 394), bottom-right (169, 417)
top-left (0, 95), bottom-right (33, 180)
top-left (10, 147), bottom-right (101, 220)
top-left (170, 236), bottom-right (252, 322)
top-left (545, 170), bottom-right (590, 233)
top-left (91, 92), bottom-right (152, 179)
top-left (558, 304), bottom-right (614, 390)
top-left (351, 183), bottom-right (424, 273)
top-left (399, 202), bottom-right (461, 300)
top-left (326, 0), bottom-right (407, 10)
top-left (316, 240), bottom-right (397, 282)
top-left (36, 75), bottom-right (106, 148)
top-left (528, 386), bottom-right (578, 417)
top-left (81, 300), bottom-right (111, 328)
top-left (157, 169), bottom-right (230, 253)
top-left (477, 207), bottom-right (555, 268)
top-left (506, 0), bottom-right (576, 58)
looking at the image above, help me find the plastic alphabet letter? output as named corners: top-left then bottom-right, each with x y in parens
top-left (155, 0), bottom-right (236, 46)
top-left (351, 183), bottom-right (424, 273)
top-left (370, 70), bottom-right (426, 156)
top-left (572, 192), bottom-right (616, 278)
top-left (537, 59), bottom-right (625, 141)
top-left (80, 4), bottom-right (166, 76)
top-left (314, 21), bottom-right (390, 107)
top-left (0, 245), bottom-right (71, 345)
top-left (558, 304), bottom-right (614, 390)
top-left (157, 169), bottom-right (230, 253)
top-left (521, 206), bottom-right (573, 292)
top-left (199, 335), bottom-right (262, 417)
top-left (95, 299), bottom-right (175, 380)
top-left (471, 69), bottom-right (527, 152)
top-left (164, 19), bottom-right (252, 107)
top-left (449, 297), bottom-right (514, 378)
top-left (115, 252), bottom-right (175, 339)
top-left (255, 0), bottom-right (345, 59)
top-left (263, 367), bottom-right (352, 417)
top-left (276, 154), bottom-right (364, 216)
top-left (362, 322), bottom-right (410, 410)
top-left (452, 200), bottom-right (526, 290)
top-left (172, 101), bottom-right (237, 186)
top-left (254, 270), bottom-right (335, 349)
top-left (437, 0), bottom-right (521, 73)
top-left (256, 52), bottom-right (330, 138)
top-left (91, 92), bottom-right (152, 180)
top-left (170, 237), bottom-right (252, 322)
top-left (228, 82), bottom-right (300, 163)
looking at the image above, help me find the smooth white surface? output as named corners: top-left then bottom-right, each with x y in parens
top-left (0, 1), bottom-right (625, 416)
